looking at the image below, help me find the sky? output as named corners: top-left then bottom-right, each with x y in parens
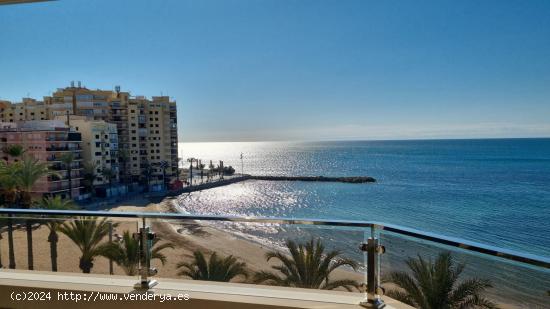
top-left (1, 0), bottom-right (550, 142)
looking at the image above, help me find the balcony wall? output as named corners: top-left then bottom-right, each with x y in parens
top-left (0, 270), bottom-right (411, 309)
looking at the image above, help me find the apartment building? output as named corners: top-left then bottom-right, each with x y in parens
top-left (0, 83), bottom-right (179, 190)
top-left (126, 95), bottom-right (179, 189)
top-left (0, 120), bottom-right (83, 199)
top-left (0, 98), bottom-right (48, 122)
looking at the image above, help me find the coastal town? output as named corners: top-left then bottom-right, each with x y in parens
top-left (0, 82), bottom-right (183, 201)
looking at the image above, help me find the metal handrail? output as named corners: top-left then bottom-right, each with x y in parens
top-left (0, 208), bottom-right (549, 269)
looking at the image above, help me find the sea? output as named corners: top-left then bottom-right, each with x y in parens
top-left (176, 139), bottom-right (550, 308)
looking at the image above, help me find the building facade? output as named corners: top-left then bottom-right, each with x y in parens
top-left (0, 120), bottom-right (83, 199)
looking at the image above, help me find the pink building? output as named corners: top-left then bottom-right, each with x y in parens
top-left (0, 121), bottom-right (83, 200)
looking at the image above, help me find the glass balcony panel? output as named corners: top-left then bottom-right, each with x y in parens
top-left (150, 218), bottom-right (366, 296)
top-left (378, 228), bottom-right (550, 308)
top-left (0, 215), bottom-right (139, 280)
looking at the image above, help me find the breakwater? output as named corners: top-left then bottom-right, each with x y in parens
top-left (249, 175), bottom-right (376, 183)
top-left (162, 174), bottom-right (376, 197)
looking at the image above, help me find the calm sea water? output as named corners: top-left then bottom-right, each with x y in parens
top-left (177, 139), bottom-right (550, 307)
top-left (178, 139), bottom-right (550, 257)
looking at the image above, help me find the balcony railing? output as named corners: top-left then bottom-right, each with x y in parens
top-left (46, 153), bottom-right (82, 161)
top-left (46, 145), bottom-right (81, 151)
top-left (0, 209), bottom-right (548, 308)
top-left (49, 162), bottom-right (81, 170)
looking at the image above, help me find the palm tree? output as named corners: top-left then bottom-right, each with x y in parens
top-left (58, 217), bottom-right (116, 273)
top-left (17, 156), bottom-right (50, 270)
top-left (253, 238), bottom-right (360, 291)
top-left (100, 230), bottom-right (174, 276)
top-left (18, 156), bottom-right (50, 208)
top-left (0, 160), bottom-right (20, 269)
top-left (176, 157), bottom-right (183, 181)
top-left (37, 196), bottom-right (76, 271)
top-left (117, 149), bottom-right (129, 184)
top-left (141, 162), bottom-right (153, 192)
top-left (2, 144), bottom-right (25, 160)
top-left (82, 162), bottom-right (98, 197)
top-left (0, 144), bottom-right (25, 269)
top-left (384, 252), bottom-right (497, 309)
top-left (177, 251), bottom-right (248, 282)
top-left (59, 152), bottom-right (75, 199)
top-left (188, 163), bottom-right (193, 185)
top-left (100, 168), bottom-right (116, 197)
top-left (159, 160), bottom-right (168, 190)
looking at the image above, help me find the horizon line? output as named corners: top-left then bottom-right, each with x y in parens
top-left (179, 136), bottom-right (550, 144)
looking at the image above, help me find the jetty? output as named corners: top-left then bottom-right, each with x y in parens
top-left (158, 174), bottom-right (376, 197)
top-left (249, 175), bottom-right (376, 183)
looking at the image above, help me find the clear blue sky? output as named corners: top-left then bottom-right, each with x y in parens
top-left (1, 0), bottom-right (549, 142)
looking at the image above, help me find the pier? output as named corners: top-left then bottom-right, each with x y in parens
top-left (160, 174), bottom-right (376, 197)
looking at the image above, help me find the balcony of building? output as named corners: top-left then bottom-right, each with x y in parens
top-left (45, 144), bottom-right (82, 152)
top-left (46, 153), bottom-right (83, 162)
top-left (0, 209), bottom-right (548, 309)
top-left (46, 172), bottom-right (83, 182)
top-left (49, 162), bottom-right (82, 171)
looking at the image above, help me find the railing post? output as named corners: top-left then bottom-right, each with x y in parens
top-left (108, 222), bottom-right (113, 275)
top-left (134, 217), bottom-right (158, 289)
top-left (0, 229), bottom-right (3, 268)
top-left (360, 226), bottom-right (385, 308)
top-left (8, 214), bottom-right (16, 269)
